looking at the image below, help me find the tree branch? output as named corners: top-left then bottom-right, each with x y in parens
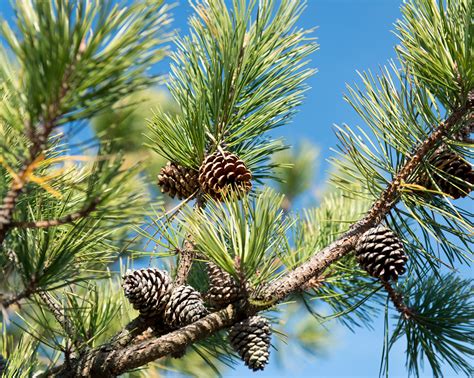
top-left (53, 305), bottom-right (238, 377)
top-left (49, 101), bottom-right (471, 376)
top-left (174, 239), bottom-right (196, 286)
top-left (260, 101), bottom-right (470, 303)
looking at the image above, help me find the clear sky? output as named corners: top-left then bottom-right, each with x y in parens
top-left (0, 1), bottom-right (468, 377)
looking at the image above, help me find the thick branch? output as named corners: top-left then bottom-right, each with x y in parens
top-left (54, 306), bottom-right (238, 377)
top-left (10, 199), bottom-right (100, 229)
top-left (260, 101), bottom-right (470, 303)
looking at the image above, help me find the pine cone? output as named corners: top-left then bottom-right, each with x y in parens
top-left (229, 315), bottom-right (271, 371)
top-left (0, 354), bottom-right (6, 375)
top-left (355, 225), bottom-right (407, 282)
top-left (206, 262), bottom-right (241, 308)
top-left (123, 268), bottom-right (171, 318)
top-left (199, 150), bottom-right (252, 200)
top-left (157, 162), bottom-right (199, 199)
top-left (419, 148), bottom-right (474, 199)
top-left (164, 285), bottom-right (208, 328)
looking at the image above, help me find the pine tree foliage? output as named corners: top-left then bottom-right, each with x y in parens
top-left (0, 0), bottom-right (473, 376)
top-left (384, 274), bottom-right (474, 377)
top-left (182, 189), bottom-right (292, 287)
top-left (147, 0), bottom-right (317, 179)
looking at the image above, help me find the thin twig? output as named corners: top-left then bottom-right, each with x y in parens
top-left (173, 195), bottom-right (203, 286)
top-left (38, 291), bottom-right (83, 349)
top-left (10, 198), bottom-right (100, 229)
top-left (381, 281), bottom-right (414, 319)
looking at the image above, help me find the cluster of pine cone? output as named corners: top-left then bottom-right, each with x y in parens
top-left (157, 150), bottom-right (252, 201)
top-left (123, 269), bottom-right (208, 328)
top-left (123, 265), bottom-right (271, 371)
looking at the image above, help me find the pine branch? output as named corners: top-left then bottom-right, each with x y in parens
top-left (53, 305), bottom-right (238, 377)
top-left (49, 99), bottom-right (472, 376)
top-left (0, 51), bottom-right (78, 246)
top-left (260, 99), bottom-right (471, 303)
top-left (10, 198), bottom-right (100, 229)
top-left (174, 239), bottom-right (196, 286)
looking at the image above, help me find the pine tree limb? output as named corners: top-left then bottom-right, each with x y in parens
top-left (259, 100), bottom-right (471, 303)
top-left (47, 99), bottom-right (472, 376)
top-left (51, 305), bottom-right (238, 377)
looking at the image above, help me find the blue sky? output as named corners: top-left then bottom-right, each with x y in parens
top-left (0, 0), bottom-right (469, 377)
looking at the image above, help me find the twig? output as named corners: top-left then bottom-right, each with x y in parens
top-left (0, 277), bottom-right (38, 310)
top-left (10, 198), bottom-right (100, 229)
top-left (0, 289), bottom-right (33, 309)
top-left (38, 291), bottom-right (82, 349)
top-left (173, 196), bottom-right (203, 286)
top-left (381, 281), bottom-right (414, 319)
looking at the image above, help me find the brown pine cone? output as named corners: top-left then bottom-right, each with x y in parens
top-left (355, 225), bottom-right (408, 282)
top-left (157, 162), bottom-right (199, 199)
top-left (199, 150), bottom-right (252, 200)
top-left (419, 147), bottom-right (474, 199)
